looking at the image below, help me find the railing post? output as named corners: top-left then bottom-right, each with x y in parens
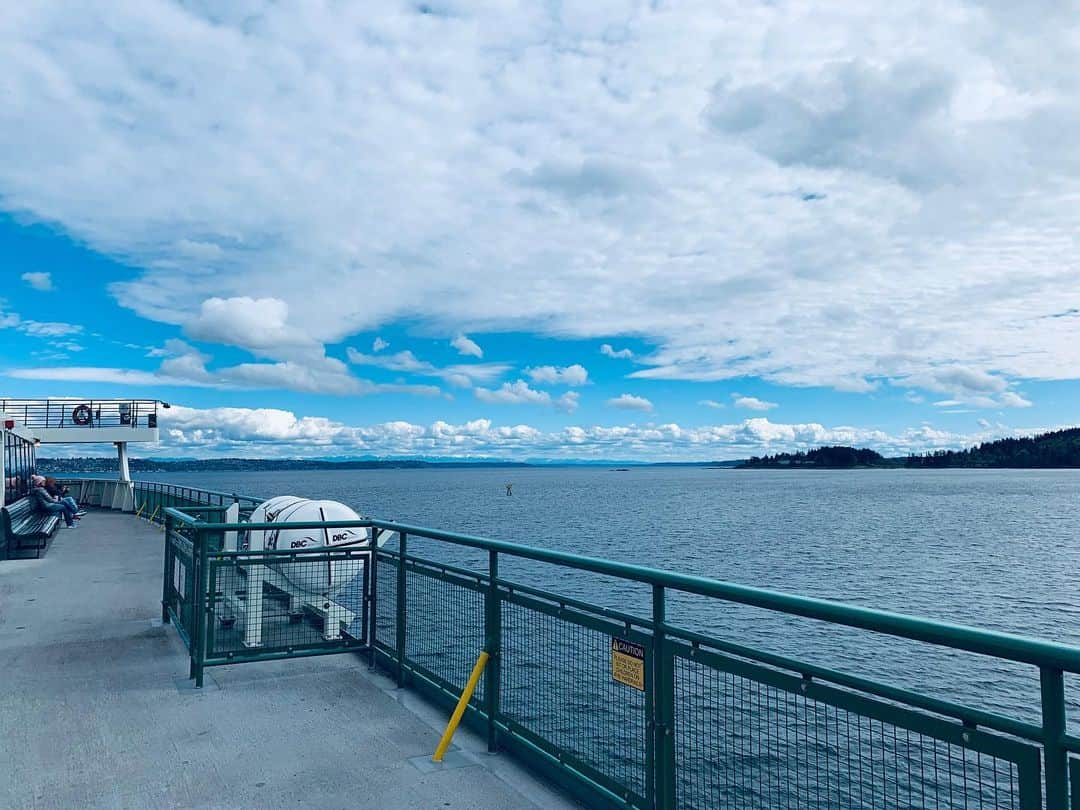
top-left (368, 528), bottom-right (379, 671)
top-left (652, 585), bottom-right (674, 810)
top-left (190, 524), bottom-right (208, 688)
top-left (484, 549), bottom-right (501, 753)
top-left (161, 511), bottom-right (173, 624)
top-left (1042, 666), bottom-right (1069, 809)
top-left (396, 532), bottom-right (408, 688)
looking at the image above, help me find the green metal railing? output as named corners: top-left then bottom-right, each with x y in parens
top-left (59, 478), bottom-right (261, 522)
top-left (161, 505), bottom-right (373, 687)
top-left (132, 480), bottom-right (261, 521)
top-left (155, 498), bottom-right (1080, 810)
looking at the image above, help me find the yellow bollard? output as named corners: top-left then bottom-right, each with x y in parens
top-left (432, 651), bottom-right (489, 762)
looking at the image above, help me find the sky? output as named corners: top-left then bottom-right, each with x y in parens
top-left (1, 1), bottom-right (1079, 461)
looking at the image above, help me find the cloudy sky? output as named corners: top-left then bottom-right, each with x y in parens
top-left (2, 1), bottom-right (1078, 460)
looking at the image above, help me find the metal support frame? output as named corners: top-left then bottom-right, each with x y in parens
top-left (1043, 667), bottom-right (1069, 809)
top-left (651, 586), bottom-right (674, 809)
top-left (396, 532), bottom-right (408, 688)
top-left (161, 511), bottom-right (173, 625)
top-left (368, 528), bottom-right (380, 671)
top-left (191, 526), bottom-right (208, 688)
top-left (484, 549), bottom-right (501, 753)
top-left (116, 441), bottom-right (131, 482)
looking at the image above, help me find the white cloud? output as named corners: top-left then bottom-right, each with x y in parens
top-left (19, 320), bottom-right (82, 337)
top-left (555, 391), bottom-right (580, 413)
top-left (999, 391), bottom-right (1033, 408)
top-left (601, 344), bottom-right (634, 360)
top-left (708, 60), bottom-right (959, 190)
top-left (346, 347), bottom-right (509, 387)
top-left (212, 360), bottom-right (358, 395)
top-left (372, 336), bottom-right (389, 352)
top-left (7, 365), bottom-right (220, 388)
top-left (158, 342), bottom-right (214, 382)
top-left (6, 360), bottom-right (444, 397)
top-left (147, 338), bottom-right (197, 358)
top-left (698, 399), bottom-right (725, 409)
top-left (184, 296), bottom-right (316, 357)
top-left (174, 239), bottom-right (223, 260)
top-left (607, 393), bottom-right (654, 412)
top-left (21, 271), bottom-right (53, 291)
top-left (2, 3), bottom-right (1080, 399)
top-left (474, 379), bottom-right (562, 409)
top-left (732, 394), bottom-right (778, 411)
top-left (473, 381), bottom-right (580, 412)
top-left (45, 405), bottom-right (1027, 462)
top-left (525, 364), bottom-right (589, 386)
top-left (0, 302), bottom-right (83, 338)
top-left (905, 365), bottom-right (1032, 409)
top-left (451, 334), bottom-right (483, 358)
top-left (475, 380), bottom-right (550, 406)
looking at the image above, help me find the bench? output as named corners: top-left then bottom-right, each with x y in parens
top-left (1, 498), bottom-right (61, 560)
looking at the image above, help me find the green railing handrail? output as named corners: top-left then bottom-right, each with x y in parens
top-left (62, 477), bottom-right (262, 507)
top-left (164, 507), bottom-right (1080, 674)
top-left (131, 479), bottom-right (262, 505)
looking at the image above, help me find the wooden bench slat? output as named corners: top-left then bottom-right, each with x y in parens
top-left (2, 497), bottom-right (61, 559)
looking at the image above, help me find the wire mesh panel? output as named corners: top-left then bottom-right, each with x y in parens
top-left (403, 561), bottom-right (487, 706)
top-left (205, 549), bottom-right (369, 662)
top-left (672, 643), bottom-right (1042, 809)
top-left (501, 591), bottom-right (651, 806)
top-left (376, 552), bottom-right (398, 648)
top-left (163, 526), bottom-right (197, 648)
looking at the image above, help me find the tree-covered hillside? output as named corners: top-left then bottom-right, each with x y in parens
top-left (742, 446), bottom-right (887, 468)
top-left (906, 428), bottom-right (1080, 468)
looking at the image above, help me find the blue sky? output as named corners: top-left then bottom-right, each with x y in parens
top-left (1, 2), bottom-right (1077, 460)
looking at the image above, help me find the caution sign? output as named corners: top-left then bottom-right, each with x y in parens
top-left (611, 637), bottom-right (645, 691)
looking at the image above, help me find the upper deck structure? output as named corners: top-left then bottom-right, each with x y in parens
top-left (0, 398), bottom-right (163, 444)
top-left (1, 398), bottom-right (165, 510)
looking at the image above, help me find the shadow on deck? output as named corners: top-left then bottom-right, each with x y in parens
top-left (0, 511), bottom-right (575, 810)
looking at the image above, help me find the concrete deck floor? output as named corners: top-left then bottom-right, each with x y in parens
top-left (0, 511), bottom-right (578, 810)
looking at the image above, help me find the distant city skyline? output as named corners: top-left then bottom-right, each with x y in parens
top-left (2, 2), bottom-right (1078, 460)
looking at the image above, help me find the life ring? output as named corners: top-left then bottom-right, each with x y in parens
top-left (72, 404), bottom-right (92, 426)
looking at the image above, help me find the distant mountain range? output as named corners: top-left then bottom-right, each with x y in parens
top-left (35, 456), bottom-right (745, 473)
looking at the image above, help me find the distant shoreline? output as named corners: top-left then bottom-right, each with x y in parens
top-left (35, 457), bottom-right (746, 473)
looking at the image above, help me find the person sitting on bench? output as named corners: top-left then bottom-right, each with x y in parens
top-left (30, 475), bottom-right (77, 528)
top-left (44, 476), bottom-right (85, 518)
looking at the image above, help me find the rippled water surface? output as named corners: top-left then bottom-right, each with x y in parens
top-left (150, 467), bottom-right (1080, 727)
